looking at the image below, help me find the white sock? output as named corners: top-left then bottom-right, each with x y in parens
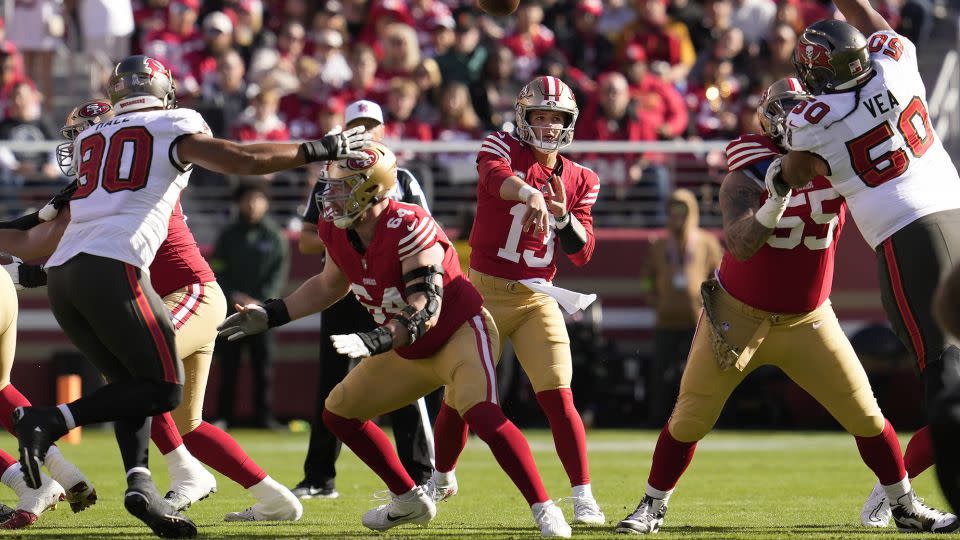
top-left (248, 475), bottom-right (284, 502)
top-left (126, 467), bottom-right (151, 479)
top-left (573, 483), bottom-right (593, 499)
top-left (883, 475), bottom-right (911, 504)
top-left (57, 404), bottom-right (76, 430)
top-left (646, 483), bottom-right (674, 504)
top-left (434, 469), bottom-right (456, 485)
top-left (1, 462), bottom-right (21, 488)
top-left (162, 444), bottom-right (191, 468)
top-left (43, 445), bottom-right (76, 486)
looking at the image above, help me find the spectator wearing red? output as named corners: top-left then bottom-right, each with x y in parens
top-left (133, 0), bottom-right (171, 48)
top-left (376, 23), bottom-right (420, 80)
top-left (383, 78), bottom-right (432, 142)
top-left (433, 82), bottom-right (483, 170)
top-left (501, 3), bottom-right (556, 81)
top-left (425, 15), bottom-right (456, 58)
top-left (141, 0), bottom-right (203, 76)
top-left (231, 88), bottom-right (290, 142)
top-left (278, 56), bottom-right (324, 140)
top-left (231, 0), bottom-right (267, 64)
top-left (315, 97), bottom-right (346, 139)
top-left (249, 20), bottom-right (306, 93)
top-left (357, 0), bottom-right (415, 53)
top-left (685, 57), bottom-right (742, 140)
top-left (335, 44), bottom-right (387, 105)
top-left (618, 0), bottom-right (695, 83)
top-left (757, 23), bottom-right (799, 84)
top-left (7, 0), bottom-right (65, 103)
top-left (558, 0), bottom-right (614, 79)
top-left (181, 11), bottom-right (235, 98)
top-left (621, 45), bottom-right (688, 141)
top-left (409, 0), bottom-right (452, 51)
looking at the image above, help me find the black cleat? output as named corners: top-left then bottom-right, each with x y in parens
top-left (12, 407), bottom-right (67, 489)
top-left (125, 473), bottom-right (197, 538)
top-left (0, 503), bottom-right (14, 523)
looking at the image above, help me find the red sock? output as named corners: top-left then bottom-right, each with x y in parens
top-left (433, 402), bottom-right (468, 473)
top-left (322, 409), bottom-right (414, 495)
top-left (536, 388), bottom-right (590, 486)
top-left (150, 412), bottom-right (184, 455)
top-left (648, 425), bottom-right (697, 492)
top-left (464, 401), bottom-right (549, 506)
top-left (855, 419), bottom-right (907, 485)
top-left (0, 448), bottom-right (16, 473)
top-left (0, 384), bottom-right (31, 435)
top-left (904, 425), bottom-right (934, 478)
top-left (182, 421), bottom-right (267, 488)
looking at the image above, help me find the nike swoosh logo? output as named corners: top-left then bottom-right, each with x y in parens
top-left (386, 510), bottom-right (416, 522)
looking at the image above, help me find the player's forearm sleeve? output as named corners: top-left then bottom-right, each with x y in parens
top-left (0, 212), bottom-right (41, 230)
top-left (557, 214), bottom-right (588, 254)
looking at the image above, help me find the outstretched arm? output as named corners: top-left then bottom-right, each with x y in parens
top-left (833, 0), bottom-right (893, 36)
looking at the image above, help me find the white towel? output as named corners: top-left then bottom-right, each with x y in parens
top-left (519, 278), bottom-right (597, 314)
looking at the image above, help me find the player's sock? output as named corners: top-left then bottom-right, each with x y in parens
top-left (536, 388), bottom-right (590, 486)
top-left (855, 418), bottom-right (907, 485)
top-left (463, 401), bottom-right (549, 506)
top-left (67, 380), bottom-right (182, 426)
top-left (903, 425), bottom-right (933, 479)
top-left (0, 448), bottom-right (18, 478)
top-left (648, 425), bottom-right (697, 492)
top-left (182, 421), bottom-right (266, 489)
top-left (882, 475), bottom-right (912, 503)
top-left (0, 384), bottom-right (31, 435)
top-left (150, 412), bottom-right (184, 455)
top-left (322, 409), bottom-right (414, 495)
top-left (114, 417), bottom-right (151, 472)
top-left (433, 401), bottom-right (468, 473)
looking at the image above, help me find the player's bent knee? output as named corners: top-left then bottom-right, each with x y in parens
top-left (667, 415), bottom-right (712, 443)
top-left (151, 381), bottom-right (183, 413)
top-left (462, 401), bottom-right (508, 439)
top-left (323, 384), bottom-right (357, 419)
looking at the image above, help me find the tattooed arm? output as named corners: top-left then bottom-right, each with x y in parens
top-left (719, 170), bottom-right (778, 262)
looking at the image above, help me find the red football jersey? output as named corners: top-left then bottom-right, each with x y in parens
top-left (150, 199), bottom-right (216, 298)
top-left (718, 134), bottom-right (847, 313)
top-left (470, 131), bottom-right (599, 281)
top-left (317, 199), bottom-right (483, 359)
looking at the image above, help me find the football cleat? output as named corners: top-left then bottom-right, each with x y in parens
top-left (890, 491), bottom-right (960, 533)
top-left (224, 488), bottom-right (303, 522)
top-left (361, 485), bottom-right (436, 531)
top-left (44, 446), bottom-right (97, 513)
top-left (571, 494), bottom-right (605, 525)
top-left (125, 472), bottom-right (197, 539)
top-left (291, 480), bottom-right (339, 500)
top-left (861, 481), bottom-right (891, 528)
top-left (164, 457), bottom-right (217, 511)
top-left (532, 500), bottom-right (572, 538)
top-left (0, 470), bottom-right (64, 529)
top-left (0, 503), bottom-right (14, 523)
top-left (13, 407), bottom-right (67, 489)
top-left (64, 481), bottom-right (97, 513)
top-left (423, 471), bottom-right (458, 503)
top-left (615, 495), bottom-right (668, 535)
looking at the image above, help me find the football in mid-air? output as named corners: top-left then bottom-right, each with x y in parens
top-left (478, 0), bottom-right (520, 16)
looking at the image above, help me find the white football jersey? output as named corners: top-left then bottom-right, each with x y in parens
top-left (46, 108), bottom-right (211, 270)
top-left (785, 30), bottom-right (960, 249)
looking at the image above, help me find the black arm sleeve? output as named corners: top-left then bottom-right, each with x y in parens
top-left (302, 180), bottom-right (323, 224)
top-left (0, 212), bottom-right (41, 230)
top-left (557, 214), bottom-right (588, 254)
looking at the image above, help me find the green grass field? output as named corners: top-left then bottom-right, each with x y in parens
top-left (0, 428), bottom-right (952, 539)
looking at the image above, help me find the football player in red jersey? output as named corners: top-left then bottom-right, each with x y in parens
top-left (614, 78), bottom-right (958, 535)
top-left (462, 75), bottom-right (604, 525)
top-left (218, 143), bottom-right (572, 538)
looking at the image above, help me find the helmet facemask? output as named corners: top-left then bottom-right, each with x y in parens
top-left (515, 76), bottom-right (579, 152)
top-left (316, 144), bottom-right (398, 229)
top-left (757, 78), bottom-right (810, 145)
top-left (520, 108), bottom-right (577, 152)
top-left (56, 99), bottom-right (114, 176)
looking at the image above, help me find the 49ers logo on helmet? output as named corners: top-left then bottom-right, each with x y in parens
top-left (79, 101), bottom-right (111, 118)
top-left (796, 38), bottom-right (833, 70)
top-left (346, 149), bottom-right (379, 170)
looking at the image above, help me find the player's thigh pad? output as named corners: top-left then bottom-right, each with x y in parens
top-left (469, 270), bottom-right (528, 344)
top-left (325, 350), bottom-right (441, 421)
top-left (669, 303), bottom-right (765, 443)
top-left (438, 308), bottom-right (501, 415)
top-left (0, 271), bottom-right (17, 388)
top-left (165, 281), bottom-right (226, 361)
top-left (772, 302), bottom-right (884, 437)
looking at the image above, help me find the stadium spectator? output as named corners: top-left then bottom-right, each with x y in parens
top-left (357, 0), bottom-right (415, 52)
top-left (315, 97), bottom-right (346, 140)
top-left (78, 0), bottom-right (135, 93)
top-left (730, 0), bottom-right (776, 46)
top-left (140, 0), bottom-right (202, 84)
top-left (409, 0), bottom-right (453, 51)
top-left (667, 0), bottom-right (706, 52)
top-left (312, 29), bottom-right (351, 89)
top-left (278, 56), bottom-right (324, 139)
top-left (686, 57), bottom-right (742, 140)
top-left (335, 43), bottom-right (386, 105)
top-left (0, 45), bottom-right (26, 114)
top-left (502, 4), bottom-right (556, 82)
top-left (558, 0), bottom-right (614, 79)
top-left (618, 0), bottom-right (696, 84)
top-left (596, 0), bottom-right (635, 38)
top-left (231, 0), bottom-right (267, 64)
top-left (689, 27), bottom-right (750, 85)
top-left (774, 0), bottom-right (806, 35)
top-left (756, 23), bottom-right (799, 84)
top-left (434, 82), bottom-right (483, 170)
top-left (621, 45), bottom-right (688, 141)
top-left (377, 23), bottom-right (420, 80)
top-left (198, 49), bottom-right (254, 137)
top-left (472, 44), bottom-right (522, 131)
top-left (425, 15), bottom-right (456, 58)
top-left (383, 79), bottom-right (432, 143)
top-left (181, 11), bottom-right (235, 97)
top-left (213, 182), bottom-right (289, 430)
top-left (231, 87), bottom-right (290, 142)
top-left (687, 0), bottom-right (733, 57)
top-left (434, 9), bottom-right (488, 85)
top-left (131, 0), bottom-right (170, 50)
top-left (249, 20), bottom-right (306, 93)
top-left (7, 0), bottom-right (64, 104)
top-left (536, 50), bottom-right (596, 106)
top-left (411, 58), bottom-right (442, 125)
top-left (641, 188), bottom-right (721, 426)
top-left (0, 81), bottom-right (60, 186)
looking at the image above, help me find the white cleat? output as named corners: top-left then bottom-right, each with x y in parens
top-left (0, 468), bottom-right (65, 529)
top-left (224, 487), bottom-right (303, 522)
top-left (165, 456), bottom-right (217, 511)
top-left (571, 494), bottom-right (605, 525)
top-left (424, 471), bottom-right (458, 503)
top-left (361, 485), bottom-right (436, 531)
top-left (532, 500), bottom-right (572, 538)
top-left (861, 481), bottom-right (891, 528)
top-left (615, 495), bottom-right (667, 534)
top-left (890, 490), bottom-right (960, 533)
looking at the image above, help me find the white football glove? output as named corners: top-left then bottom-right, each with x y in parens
top-left (217, 304), bottom-right (269, 341)
top-left (764, 157), bottom-right (792, 199)
top-left (331, 333), bottom-right (374, 359)
top-left (2, 256), bottom-right (24, 290)
top-left (328, 125), bottom-right (374, 160)
top-left (324, 125), bottom-right (343, 136)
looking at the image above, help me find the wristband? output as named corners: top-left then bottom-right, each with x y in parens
top-left (518, 184), bottom-right (538, 203)
top-left (555, 212), bottom-right (571, 229)
top-left (263, 298), bottom-right (292, 328)
top-left (754, 195), bottom-right (790, 229)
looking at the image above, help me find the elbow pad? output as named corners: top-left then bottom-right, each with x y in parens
top-left (556, 214), bottom-right (588, 253)
top-left (397, 265), bottom-right (445, 343)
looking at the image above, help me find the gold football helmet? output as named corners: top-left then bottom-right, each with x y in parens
top-left (757, 77), bottom-right (809, 145)
top-left (318, 142), bottom-right (398, 229)
top-left (57, 98), bottom-right (114, 176)
top-left (514, 76), bottom-right (579, 152)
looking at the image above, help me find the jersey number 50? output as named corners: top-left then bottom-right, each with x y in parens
top-left (844, 96), bottom-right (933, 187)
top-left (73, 126), bottom-right (154, 199)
